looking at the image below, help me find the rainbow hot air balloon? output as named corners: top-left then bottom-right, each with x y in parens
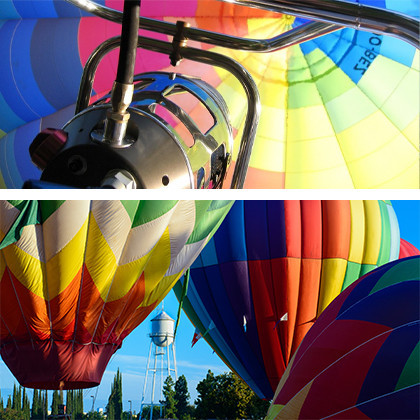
top-left (0, 0), bottom-right (418, 188)
top-left (174, 200), bottom-right (403, 399)
top-left (267, 256), bottom-right (420, 420)
top-left (0, 199), bottom-right (232, 389)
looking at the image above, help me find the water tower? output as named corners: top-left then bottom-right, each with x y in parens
top-left (140, 310), bottom-right (177, 419)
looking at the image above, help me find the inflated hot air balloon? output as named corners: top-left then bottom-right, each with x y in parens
top-left (174, 200), bottom-right (402, 399)
top-left (267, 256), bottom-right (420, 420)
top-left (0, 199), bottom-right (232, 389)
top-left (0, 0), bottom-right (418, 188)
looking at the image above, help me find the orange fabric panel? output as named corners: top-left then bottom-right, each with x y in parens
top-left (322, 201), bottom-right (351, 259)
top-left (49, 267), bottom-right (83, 341)
top-left (0, 268), bottom-right (50, 341)
top-left (224, 166), bottom-right (285, 189)
top-left (292, 258), bottom-right (322, 355)
top-left (196, 0), bottom-right (278, 18)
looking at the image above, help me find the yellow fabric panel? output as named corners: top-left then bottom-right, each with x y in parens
top-left (276, 381), bottom-right (313, 420)
top-left (285, 161), bottom-right (355, 188)
top-left (45, 218), bottom-right (88, 300)
top-left (287, 105), bottom-right (336, 141)
top-left (140, 271), bottom-right (183, 310)
top-left (249, 134), bottom-right (285, 172)
top-left (141, 227), bottom-right (172, 307)
top-left (258, 78), bottom-right (287, 109)
top-left (2, 245), bottom-right (45, 298)
top-left (266, 404), bottom-right (284, 420)
top-left (403, 116), bottom-right (419, 148)
top-left (285, 134), bottom-right (348, 172)
top-left (362, 201), bottom-right (382, 265)
top-left (107, 254), bottom-right (150, 302)
top-left (318, 258), bottom-right (348, 314)
top-left (375, 160), bottom-right (419, 189)
top-left (358, 55), bottom-right (411, 107)
top-left (85, 216), bottom-right (118, 301)
top-left (412, 49), bottom-right (419, 70)
top-left (348, 200), bottom-right (366, 263)
top-left (346, 131), bottom-right (419, 188)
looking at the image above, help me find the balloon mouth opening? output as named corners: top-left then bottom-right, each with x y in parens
top-left (1, 339), bottom-right (117, 390)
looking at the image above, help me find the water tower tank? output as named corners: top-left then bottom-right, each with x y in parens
top-left (150, 311), bottom-right (175, 347)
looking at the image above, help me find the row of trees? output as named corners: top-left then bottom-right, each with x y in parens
top-left (0, 370), bottom-right (269, 420)
top-left (0, 386), bottom-right (84, 420)
top-left (158, 371), bottom-right (270, 420)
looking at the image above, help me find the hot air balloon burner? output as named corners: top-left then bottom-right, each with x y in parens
top-left (30, 72), bottom-right (233, 189)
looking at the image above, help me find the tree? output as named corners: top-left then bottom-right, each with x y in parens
top-left (174, 375), bottom-right (190, 420)
top-left (107, 369), bottom-right (123, 420)
top-left (0, 390), bottom-right (3, 413)
top-left (161, 376), bottom-right (177, 419)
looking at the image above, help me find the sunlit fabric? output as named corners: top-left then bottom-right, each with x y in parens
top-left (267, 256), bottom-right (420, 419)
top-left (0, 0), bottom-right (418, 188)
top-left (0, 199), bottom-right (232, 389)
top-left (174, 200), bottom-right (403, 399)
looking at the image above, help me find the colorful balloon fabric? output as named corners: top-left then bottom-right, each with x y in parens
top-left (0, 199), bottom-right (232, 389)
top-left (266, 256), bottom-right (420, 420)
top-left (399, 237), bottom-right (420, 258)
top-left (174, 200), bottom-right (402, 399)
top-left (0, 0), bottom-right (418, 188)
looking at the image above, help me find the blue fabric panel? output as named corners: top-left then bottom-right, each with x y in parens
top-left (338, 281), bottom-right (419, 328)
top-left (267, 201), bottom-right (287, 258)
top-left (31, 18), bottom-right (84, 111)
top-left (192, 238), bottom-right (218, 268)
top-left (0, 130), bottom-right (24, 188)
top-left (213, 200), bottom-right (248, 264)
top-left (0, 2), bottom-right (21, 19)
top-left (0, 92), bottom-right (25, 134)
top-left (380, 36), bottom-right (416, 67)
top-left (358, 384), bottom-right (420, 419)
top-left (14, 119), bottom-right (42, 183)
top-left (358, 322), bottom-right (420, 404)
top-left (14, 0), bottom-right (58, 18)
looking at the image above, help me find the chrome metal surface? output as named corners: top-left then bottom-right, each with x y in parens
top-left (217, 0), bottom-right (420, 48)
top-left (75, 36), bottom-right (260, 189)
top-left (65, 0), bottom-right (419, 48)
top-left (65, 0), bottom-right (340, 52)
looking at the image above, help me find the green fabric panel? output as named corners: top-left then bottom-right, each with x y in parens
top-left (304, 49), bottom-right (338, 79)
top-left (377, 200), bottom-right (392, 266)
top-left (0, 200), bottom-right (40, 249)
top-left (313, 67), bottom-right (354, 104)
top-left (287, 82), bottom-right (322, 109)
top-left (286, 45), bottom-right (313, 84)
top-left (341, 261), bottom-right (362, 291)
top-left (7, 200), bottom-right (27, 210)
top-left (120, 200), bottom-right (141, 224)
top-left (39, 200), bottom-right (66, 222)
top-left (131, 200), bottom-right (178, 227)
top-left (370, 258), bottom-right (419, 294)
top-left (325, 87), bottom-right (377, 133)
top-left (187, 201), bottom-right (233, 244)
top-left (359, 263), bottom-right (377, 277)
top-left (358, 55), bottom-right (409, 108)
top-left (395, 342), bottom-right (420, 391)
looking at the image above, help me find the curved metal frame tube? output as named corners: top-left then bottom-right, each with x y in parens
top-left (218, 0), bottom-right (420, 48)
top-left (76, 36), bottom-right (261, 189)
top-left (66, 0), bottom-right (419, 48)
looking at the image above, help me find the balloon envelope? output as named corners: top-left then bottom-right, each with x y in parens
top-left (267, 256), bottom-right (420, 419)
top-left (0, 0), bottom-right (418, 188)
top-left (0, 199), bottom-right (232, 389)
top-left (174, 200), bottom-right (402, 399)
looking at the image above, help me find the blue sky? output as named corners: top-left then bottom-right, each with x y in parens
top-left (1, 200), bottom-right (419, 414)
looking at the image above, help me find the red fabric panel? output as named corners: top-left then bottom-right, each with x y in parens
top-left (0, 268), bottom-right (50, 341)
top-left (399, 238), bottom-right (420, 258)
top-left (301, 201), bottom-right (323, 259)
top-left (248, 259), bottom-right (286, 392)
top-left (299, 327), bottom-right (390, 419)
top-left (0, 339), bottom-right (116, 390)
top-left (277, 319), bottom-right (391, 409)
top-left (327, 406), bottom-right (371, 419)
top-left (322, 201), bottom-right (351, 259)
